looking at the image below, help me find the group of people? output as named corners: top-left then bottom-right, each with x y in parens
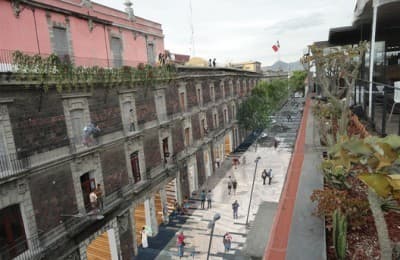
top-left (158, 51), bottom-right (171, 65)
top-left (208, 58), bottom-right (216, 67)
top-left (89, 184), bottom-right (104, 212)
top-left (199, 190), bottom-right (213, 209)
top-left (261, 168), bottom-right (273, 185)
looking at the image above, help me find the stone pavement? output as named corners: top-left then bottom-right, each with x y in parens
top-left (135, 97), bottom-right (304, 260)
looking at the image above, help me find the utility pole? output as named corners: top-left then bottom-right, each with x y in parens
top-left (245, 156), bottom-right (261, 227)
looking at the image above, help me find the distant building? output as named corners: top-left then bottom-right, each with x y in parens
top-left (230, 61), bottom-right (262, 73)
top-left (171, 53), bottom-right (190, 65)
top-left (261, 70), bottom-right (288, 82)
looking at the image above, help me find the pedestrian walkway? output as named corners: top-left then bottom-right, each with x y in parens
top-left (136, 97), bottom-right (304, 259)
top-left (264, 96), bottom-right (326, 260)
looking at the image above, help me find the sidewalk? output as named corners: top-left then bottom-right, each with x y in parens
top-left (264, 97), bottom-right (326, 260)
top-left (135, 97), bottom-right (304, 259)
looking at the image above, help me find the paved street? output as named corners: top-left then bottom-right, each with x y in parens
top-left (136, 98), bottom-right (304, 259)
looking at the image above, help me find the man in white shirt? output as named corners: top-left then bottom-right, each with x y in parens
top-left (89, 191), bottom-right (98, 210)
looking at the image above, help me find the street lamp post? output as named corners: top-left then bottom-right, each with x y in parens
top-left (245, 156), bottom-right (261, 227)
top-left (206, 213), bottom-right (221, 260)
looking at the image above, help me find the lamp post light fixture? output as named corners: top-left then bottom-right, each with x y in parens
top-left (206, 213), bottom-right (221, 260)
top-left (245, 156), bottom-right (261, 227)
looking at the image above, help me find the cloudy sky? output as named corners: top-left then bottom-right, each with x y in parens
top-left (95, 0), bottom-right (356, 66)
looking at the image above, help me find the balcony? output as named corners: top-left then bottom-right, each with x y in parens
top-left (0, 153), bottom-right (30, 180)
top-left (0, 234), bottom-right (43, 260)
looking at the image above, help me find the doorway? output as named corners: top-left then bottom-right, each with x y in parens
top-left (80, 172), bottom-right (96, 211)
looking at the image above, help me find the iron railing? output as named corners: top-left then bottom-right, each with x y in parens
top-left (343, 79), bottom-right (400, 136)
top-left (0, 234), bottom-right (43, 260)
top-left (0, 153), bottom-right (30, 179)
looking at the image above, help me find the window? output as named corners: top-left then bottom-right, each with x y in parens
top-left (155, 93), bottom-right (167, 122)
top-left (210, 86), bottom-right (215, 102)
top-left (147, 42), bottom-right (155, 65)
top-left (201, 118), bottom-right (206, 137)
top-left (111, 37), bottom-right (123, 68)
top-left (130, 152), bottom-right (141, 184)
top-left (80, 172), bottom-right (96, 211)
top-left (0, 127), bottom-right (10, 173)
top-left (184, 128), bottom-right (190, 146)
top-left (179, 92), bottom-right (186, 112)
top-left (70, 109), bottom-right (84, 145)
top-left (197, 88), bottom-right (202, 106)
top-left (162, 138), bottom-right (169, 162)
top-left (213, 113), bottom-right (218, 128)
top-left (0, 205), bottom-right (27, 259)
top-left (53, 27), bottom-right (69, 59)
top-left (224, 109), bottom-right (228, 123)
top-left (123, 102), bottom-right (136, 132)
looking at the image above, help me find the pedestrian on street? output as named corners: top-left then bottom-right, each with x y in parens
top-left (232, 177), bottom-right (238, 195)
top-left (141, 226), bottom-right (149, 248)
top-left (208, 58), bottom-right (212, 67)
top-left (262, 169), bottom-right (268, 185)
top-left (232, 200), bottom-right (239, 219)
top-left (268, 168), bottom-right (273, 185)
top-left (207, 190), bottom-right (212, 209)
top-left (213, 58), bottom-right (216, 67)
top-left (200, 190), bottom-right (206, 209)
top-left (177, 231), bottom-right (185, 258)
top-left (94, 184), bottom-right (103, 211)
top-left (183, 196), bottom-right (190, 214)
top-left (227, 176), bottom-right (233, 195)
top-left (274, 139), bottom-right (279, 150)
top-left (223, 232), bottom-right (233, 252)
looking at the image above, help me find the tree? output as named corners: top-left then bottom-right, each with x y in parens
top-left (237, 80), bottom-right (288, 131)
top-left (289, 71), bottom-right (307, 93)
top-left (303, 42), bottom-right (367, 138)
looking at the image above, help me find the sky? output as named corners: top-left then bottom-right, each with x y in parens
top-left (94, 0), bottom-right (356, 66)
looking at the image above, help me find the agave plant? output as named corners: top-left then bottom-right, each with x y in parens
top-left (328, 135), bottom-right (400, 198)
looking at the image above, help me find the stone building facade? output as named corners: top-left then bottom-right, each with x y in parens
top-left (0, 66), bottom-right (260, 259)
top-left (0, 1), bottom-right (261, 259)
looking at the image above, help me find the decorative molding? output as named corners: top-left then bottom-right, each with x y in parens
top-left (88, 18), bottom-right (94, 32)
top-left (81, 0), bottom-right (92, 9)
top-left (117, 212), bottom-right (130, 234)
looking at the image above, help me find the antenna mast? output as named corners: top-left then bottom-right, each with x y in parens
top-left (189, 0), bottom-right (195, 56)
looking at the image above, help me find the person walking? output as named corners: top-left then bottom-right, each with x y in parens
top-left (232, 177), bottom-right (238, 195)
top-left (200, 190), bottom-right (206, 209)
top-left (262, 169), bottom-right (268, 185)
top-left (94, 184), bottom-right (103, 211)
top-left (227, 176), bottom-right (233, 195)
top-left (232, 200), bottom-right (239, 219)
top-left (141, 226), bottom-right (149, 248)
top-left (207, 190), bottom-right (212, 209)
top-left (274, 138), bottom-right (279, 150)
top-left (177, 231), bottom-right (185, 258)
top-left (268, 168), bottom-right (273, 185)
top-left (223, 232), bottom-right (233, 252)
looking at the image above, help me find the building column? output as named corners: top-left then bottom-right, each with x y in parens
top-left (144, 196), bottom-right (158, 236)
top-left (176, 171), bottom-right (183, 204)
top-left (129, 206), bottom-right (138, 256)
top-left (159, 188), bottom-right (169, 223)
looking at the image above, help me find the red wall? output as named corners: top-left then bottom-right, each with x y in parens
top-left (0, 0), bottom-right (164, 65)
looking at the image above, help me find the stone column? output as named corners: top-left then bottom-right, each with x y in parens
top-left (159, 188), bottom-right (169, 223)
top-left (176, 171), bottom-right (183, 204)
top-left (129, 206), bottom-right (138, 256)
top-left (144, 196), bottom-right (158, 236)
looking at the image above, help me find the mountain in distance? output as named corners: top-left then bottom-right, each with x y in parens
top-left (262, 60), bottom-right (304, 72)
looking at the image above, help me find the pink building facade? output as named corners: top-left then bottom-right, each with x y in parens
top-left (0, 0), bottom-right (165, 67)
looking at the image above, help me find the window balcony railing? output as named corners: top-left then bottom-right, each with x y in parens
top-left (0, 153), bottom-right (30, 179)
top-left (0, 234), bottom-right (43, 260)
